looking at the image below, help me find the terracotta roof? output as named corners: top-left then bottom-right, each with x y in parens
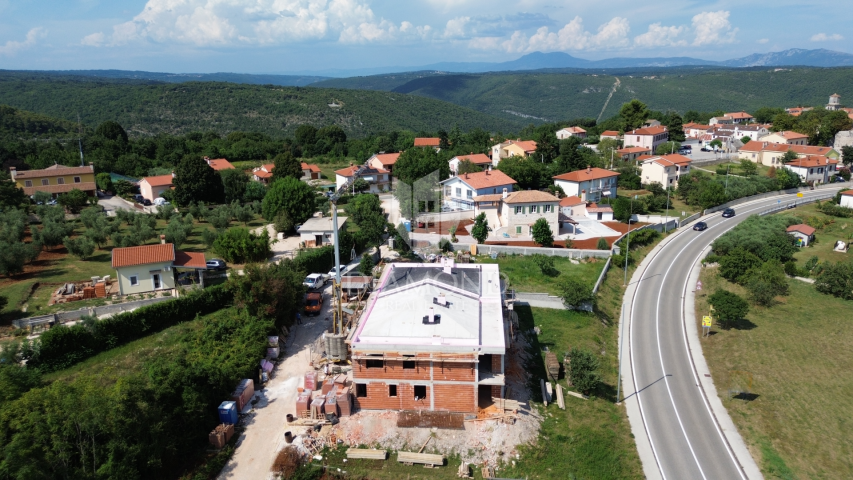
top-left (784, 155), bottom-right (837, 168)
top-left (839, 189), bottom-right (853, 196)
top-left (414, 137), bottom-right (441, 147)
top-left (454, 153), bottom-right (492, 165)
top-left (786, 224), bottom-right (815, 236)
top-left (335, 165), bottom-right (388, 177)
top-left (559, 195), bottom-right (584, 206)
top-left (447, 170), bottom-right (517, 190)
top-left (370, 153), bottom-right (401, 166)
top-left (553, 167), bottom-right (620, 182)
top-left (601, 130), bottom-right (620, 137)
top-left (260, 163), bottom-right (274, 172)
top-left (509, 140), bottom-right (538, 152)
top-left (739, 143), bottom-right (834, 156)
top-left (12, 164), bottom-right (93, 179)
top-left (503, 190), bottom-right (560, 204)
top-left (587, 205), bottom-right (613, 213)
top-left (773, 131), bottom-right (809, 140)
top-left (112, 243), bottom-right (175, 268)
top-left (559, 126), bottom-right (587, 134)
top-left (627, 125), bottom-right (667, 136)
top-left (472, 194), bottom-right (504, 202)
top-left (618, 147), bottom-right (651, 154)
top-left (206, 158), bottom-right (235, 171)
top-left (725, 111), bottom-right (754, 119)
top-left (558, 213), bottom-right (578, 224)
top-left (646, 154), bottom-right (692, 167)
top-left (301, 162), bottom-right (321, 173)
top-left (253, 169), bottom-right (273, 179)
top-left (684, 123), bottom-right (711, 130)
top-left (22, 182), bottom-right (96, 196)
top-left (141, 174), bottom-right (174, 187)
top-left (174, 250), bottom-right (206, 269)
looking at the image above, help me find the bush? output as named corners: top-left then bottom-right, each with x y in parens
top-left (814, 260), bottom-right (853, 300)
top-left (359, 253), bottom-right (375, 276)
top-left (212, 227), bottom-right (272, 263)
top-left (292, 245), bottom-right (335, 274)
top-left (719, 248), bottom-right (763, 284)
top-left (708, 289), bottom-right (749, 329)
top-left (63, 236), bottom-right (96, 260)
top-left (615, 228), bottom-right (660, 250)
top-left (531, 218), bottom-right (554, 247)
top-left (438, 238), bottom-right (453, 252)
top-left (568, 347), bottom-right (600, 395)
top-left (531, 254), bottom-right (556, 276)
top-left (744, 260), bottom-right (789, 306)
top-left (559, 277), bottom-right (594, 309)
top-left (783, 260), bottom-right (799, 277)
top-left (596, 237), bottom-right (609, 250)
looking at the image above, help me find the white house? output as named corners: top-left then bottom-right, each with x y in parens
top-left (335, 165), bottom-right (391, 194)
top-left (783, 155), bottom-right (838, 184)
top-left (111, 243), bottom-right (206, 296)
top-left (786, 224), bottom-right (816, 247)
top-left (760, 131), bottom-right (809, 146)
top-left (449, 153), bottom-right (493, 175)
top-left (441, 169), bottom-right (517, 210)
top-left (623, 125), bottom-right (668, 152)
top-left (473, 190), bottom-right (560, 240)
top-left (556, 126), bottom-right (587, 139)
top-left (297, 215), bottom-right (348, 247)
top-left (552, 167), bottom-right (619, 203)
top-left (640, 154), bottom-right (692, 188)
top-left (558, 196), bottom-right (585, 217)
top-left (600, 130), bottom-right (621, 141)
top-left (733, 125), bottom-right (770, 141)
top-left (840, 189), bottom-right (853, 209)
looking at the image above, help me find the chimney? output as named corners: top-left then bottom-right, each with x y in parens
top-left (502, 188), bottom-right (508, 199)
top-left (160, 235), bottom-right (166, 245)
top-left (203, 156), bottom-right (210, 165)
top-left (428, 307), bottom-right (435, 324)
top-left (464, 173), bottom-right (469, 179)
top-left (437, 293), bottom-right (447, 306)
top-left (486, 168), bottom-right (490, 175)
top-left (587, 165), bottom-right (592, 173)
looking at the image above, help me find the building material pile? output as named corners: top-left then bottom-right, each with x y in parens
top-left (208, 423), bottom-right (234, 449)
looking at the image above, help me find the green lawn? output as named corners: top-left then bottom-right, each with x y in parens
top-left (478, 254), bottom-right (607, 296)
top-left (616, 191), bottom-right (697, 219)
top-left (788, 202), bottom-right (853, 265)
top-left (696, 266), bottom-right (853, 479)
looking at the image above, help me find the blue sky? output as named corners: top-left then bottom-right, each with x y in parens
top-left (0, 0), bottom-right (849, 74)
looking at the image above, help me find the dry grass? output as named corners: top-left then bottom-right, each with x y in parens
top-left (789, 202), bottom-right (853, 265)
top-left (695, 266), bottom-right (853, 479)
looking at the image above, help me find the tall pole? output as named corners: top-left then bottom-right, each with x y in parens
top-left (725, 165), bottom-right (730, 196)
top-left (616, 303), bottom-right (624, 404)
top-left (664, 186), bottom-right (671, 233)
top-left (331, 200), bottom-right (343, 335)
top-left (623, 195), bottom-right (634, 286)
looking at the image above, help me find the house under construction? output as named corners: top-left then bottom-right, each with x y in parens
top-left (347, 260), bottom-right (507, 413)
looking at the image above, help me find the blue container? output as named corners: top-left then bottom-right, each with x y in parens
top-left (403, 220), bottom-right (411, 232)
top-left (218, 401), bottom-right (238, 425)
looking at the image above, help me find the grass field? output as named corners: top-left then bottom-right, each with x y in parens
top-left (478, 254), bottom-right (607, 296)
top-left (616, 190), bottom-right (698, 219)
top-left (789, 202), bottom-right (853, 265)
top-left (695, 266), bottom-right (853, 479)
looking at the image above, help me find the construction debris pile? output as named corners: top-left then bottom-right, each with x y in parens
top-left (50, 276), bottom-right (113, 305)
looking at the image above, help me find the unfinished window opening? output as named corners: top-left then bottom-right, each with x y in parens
top-left (355, 384), bottom-right (367, 398)
top-left (414, 385), bottom-right (426, 400)
top-left (366, 359), bottom-right (384, 369)
top-left (389, 384), bottom-right (397, 397)
top-left (403, 360), bottom-right (416, 369)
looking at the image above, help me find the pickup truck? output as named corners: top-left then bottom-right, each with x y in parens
top-left (304, 292), bottom-right (323, 316)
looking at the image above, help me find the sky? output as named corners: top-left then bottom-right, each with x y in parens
top-left (0, 0), bottom-right (849, 75)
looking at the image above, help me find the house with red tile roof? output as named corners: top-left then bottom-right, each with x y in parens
top-left (839, 189), bottom-right (853, 209)
top-left (440, 169), bottom-right (517, 210)
top-left (112, 242), bottom-right (207, 295)
top-left (252, 163), bottom-right (275, 184)
top-left (368, 152), bottom-right (401, 172)
top-left (335, 164), bottom-right (390, 194)
top-left (552, 167), bottom-right (619, 203)
top-left (600, 130), bottom-right (621, 141)
top-left (301, 162), bottom-right (321, 180)
top-left (9, 164), bottom-right (96, 198)
top-left (760, 131), bottom-right (809, 146)
top-left (783, 155), bottom-right (838, 184)
top-left (449, 153), bottom-right (492, 175)
top-left (738, 142), bottom-right (839, 167)
top-left (786, 224), bottom-right (816, 246)
top-left (139, 173), bottom-right (175, 202)
top-left (472, 190), bottom-right (561, 240)
top-left (624, 125), bottom-right (668, 152)
top-left (414, 137), bottom-right (441, 150)
top-left (617, 146), bottom-right (651, 162)
top-left (204, 157), bottom-right (235, 171)
top-left (556, 126), bottom-right (587, 139)
top-left (640, 154), bottom-right (692, 188)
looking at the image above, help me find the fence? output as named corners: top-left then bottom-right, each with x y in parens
top-left (416, 209), bottom-right (476, 224)
top-left (12, 296), bottom-right (175, 329)
top-left (703, 181), bottom-right (851, 215)
top-left (592, 257), bottom-right (612, 294)
top-left (680, 212), bottom-right (702, 227)
top-left (452, 243), bottom-right (611, 259)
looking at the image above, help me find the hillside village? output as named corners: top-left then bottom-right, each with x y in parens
top-left (1, 88), bottom-right (853, 480)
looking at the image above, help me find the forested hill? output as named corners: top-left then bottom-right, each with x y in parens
top-left (0, 104), bottom-right (80, 138)
top-left (312, 67), bottom-right (853, 123)
top-left (0, 71), bottom-right (524, 138)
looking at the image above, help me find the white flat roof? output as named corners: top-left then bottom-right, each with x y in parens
top-left (351, 263), bottom-right (505, 354)
top-left (297, 216), bottom-right (347, 233)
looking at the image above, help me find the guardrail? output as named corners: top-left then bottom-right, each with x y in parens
top-left (680, 212), bottom-right (702, 227)
top-left (756, 192), bottom-right (837, 216)
top-left (703, 181), bottom-right (851, 215)
top-left (11, 296), bottom-right (175, 330)
top-left (454, 243), bottom-right (611, 259)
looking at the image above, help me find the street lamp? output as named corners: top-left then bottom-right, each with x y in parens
top-left (623, 195), bottom-right (636, 287)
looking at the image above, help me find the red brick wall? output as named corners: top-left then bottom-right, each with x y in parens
top-left (491, 354), bottom-right (503, 374)
top-left (352, 382), bottom-right (431, 411)
top-left (433, 361), bottom-right (475, 382)
top-left (433, 384), bottom-right (476, 413)
top-left (490, 385), bottom-right (502, 398)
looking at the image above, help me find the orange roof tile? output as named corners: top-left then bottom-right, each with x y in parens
top-left (12, 164), bottom-right (94, 179)
top-left (784, 155), bottom-right (837, 168)
top-left (301, 162), bottom-right (321, 173)
top-left (600, 130), bottom-right (620, 137)
top-left (414, 137), bottom-right (441, 147)
top-left (207, 158), bottom-right (235, 171)
top-left (253, 169), bottom-right (273, 179)
top-left (627, 125), bottom-right (667, 136)
top-left (141, 174), bottom-right (174, 187)
top-left (472, 194), bottom-right (504, 202)
top-left (112, 243), bottom-right (175, 268)
top-left (559, 195), bottom-right (584, 206)
top-left (503, 190), bottom-right (560, 204)
top-left (839, 189), bottom-right (853, 196)
top-left (786, 224), bottom-right (815, 236)
top-left (646, 154), bottom-right (692, 166)
top-left (618, 147), bottom-right (651, 154)
top-left (510, 140), bottom-right (538, 152)
top-left (725, 111), bottom-right (753, 119)
top-left (553, 167), bottom-right (620, 182)
top-left (335, 165), bottom-right (388, 177)
top-left (454, 153), bottom-right (492, 165)
top-left (448, 170), bottom-right (517, 190)
top-left (370, 153), bottom-right (401, 166)
top-left (174, 250), bottom-right (206, 269)
top-left (775, 131), bottom-right (809, 140)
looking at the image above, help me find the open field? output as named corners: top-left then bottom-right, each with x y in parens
top-left (695, 266), bottom-right (853, 479)
top-left (478, 254), bottom-right (607, 296)
top-left (789, 202), bottom-right (853, 265)
top-left (616, 190), bottom-right (698, 219)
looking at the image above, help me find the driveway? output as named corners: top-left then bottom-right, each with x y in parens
top-left (252, 224), bottom-right (303, 263)
top-left (97, 194), bottom-right (136, 216)
top-left (379, 193), bottom-right (400, 225)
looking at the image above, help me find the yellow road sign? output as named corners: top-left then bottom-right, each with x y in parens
top-left (797, 192), bottom-right (804, 198)
top-left (702, 316), bottom-right (712, 327)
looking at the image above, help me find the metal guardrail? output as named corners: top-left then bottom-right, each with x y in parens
top-left (757, 193), bottom-right (837, 216)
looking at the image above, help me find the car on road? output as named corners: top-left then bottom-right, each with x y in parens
top-left (721, 208), bottom-right (735, 218)
top-left (327, 264), bottom-right (356, 280)
top-left (206, 259), bottom-right (227, 271)
top-left (693, 221), bottom-right (708, 231)
top-left (303, 273), bottom-right (326, 290)
top-left (304, 292), bottom-right (323, 315)
top-left (142, 199), bottom-right (152, 206)
top-left (678, 148), bottom-right (692, 155)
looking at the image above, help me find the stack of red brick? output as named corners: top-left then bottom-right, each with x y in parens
top-left (208, 423), bottom-right (234, 449)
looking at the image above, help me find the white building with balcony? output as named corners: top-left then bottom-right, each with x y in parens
top-left (640, 154), bottom-right (692, 188)
top-left (440, 169), bottom-right (517, 210)
top-left (552, 167), bottom-right (619, 203)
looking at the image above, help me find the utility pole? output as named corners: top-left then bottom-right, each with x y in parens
top-left (725, 165), bottom-right (730, 195)
top-left (665, 186), bottom-right (672, 233)
top-left (616, 303), bottom-right (625, 404)
top-left (623, 195), bottom-right (635, 287)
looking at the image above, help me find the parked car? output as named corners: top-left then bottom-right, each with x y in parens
top-left (153, 197), bottom-right (170, 206)
top-left (133, 194), bottom-right (144, 203)
top-left (721, 208), bottom-right (736, 218)
top-left (142, 199), bottom-right (152, 206)
top-left (327, 264), bottom-right (358, 280)
top-left (206, 259), bottom-right (227, 271)
top-left (303, 273), bottom-right (326, 290)
top-left (678, 148), bottom-right (692, 155)
top-left (304, 292), bottom-right (323, 315)
top-left (693, 221), bottom-right (708, 231)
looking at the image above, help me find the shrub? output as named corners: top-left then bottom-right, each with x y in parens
top-left (531, 254), bottom-right (556, 276)
top-left (63, 236), bottom-right (96, 260)
top-left (568, 347), bottom-right (600, 395)
top-left (559, 277), bottom-right (594, 309)
top-left (471, 213), bottom-right (489, 244)
top-left (744, 260), bottom-right (789, 306)
top-left (292, 245), bottom-right (335, 274)
top-left (708, 289), bottom-right (749, 329)
top-left (359, 253), bottom-right (375, 276)
top-left (719, 248), bottom-right (763, 284)
top-left (814, 260), bottom-right (853, 300)
top-left (596, 237), bottom-right (609, 250)
top-left (438, 238), bottom-right (452, 252)
top-left (212, 227), bottom-right (272, 264)
top-left (531, 218), bottom-right (554, 247)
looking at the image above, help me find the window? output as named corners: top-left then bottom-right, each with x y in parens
top-left (515, 206), bottom-right (523, 214)
top-left (414, 385), bottom-right (426, 400)
top-left (455, 187), bottom-right (461, 197)
top-left (444, 186), bottom-right (451, 197)
top-left (356, 384), bottom-right (367, 398)
top-left (544, 205), bottom-right (552, 213)
top-left (41, 179), bottom-right (49, 186)
top-left (403, 360), bottom-right (416, 369)
top-left (516, 226), bottom-right (522, 234)
top-left (129, 275), bottom-right (139, 286)
top-left (73, 176), bottom-right (81, 183)
top-left (466, 190), bottom-right (472, 199)
top-left (24, 180), bottom-right (32, 187)
top-left (366, 359), bottom-right (384, 369)
top-left (388, 384), bottom-right (397, 397)
top-left (57, 177), bottom-right (65, 185)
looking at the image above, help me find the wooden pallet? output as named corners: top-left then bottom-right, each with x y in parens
top-left (346, 448), bottom-right (387, 460)
top-left (397, 451), bottom-right (444, 467)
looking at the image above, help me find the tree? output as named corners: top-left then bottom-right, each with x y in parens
top-left (568, 347), bottom-right (600, 395)
top-left (164, 215), bottom-right (193, 248)
top-left (63, 236), bottom-right (96, 260)
top-left (744, 260), bottom-right (789, 306)
top-left (220, 169), bottom-right (248, 204)
top-left (0, 170), bottom-right (26, 209)
top-left (351, 178), bottom-right (370, 193)
top-left (719, 247), bottom-right (763, 284)
top-left (596, 138), bottom-right (620, 167)
top-left (655, 141), bottom-right (681, 155)
top-left (456, 160), bottom-right (481, 175)
top-left (33, 218), bottom-right (73, 250)
top-left (708, 289), bottom-right (749, 329)
top-left (94, 120), bottom-right (128, 144)
top-left (739, 159), bottom-right (758, 176)
top-left (113, 179), bottom-right (135, 197)
top-left (243, 181), bottom-right (267, 203)
top-left (0, 240), bottom-right (40, 276)
top-left (619, 100), bottom-right (650, 131)
top-left (57, 189), bottom-right (90, 214)
top-left (560, 277), bottom-right (594, 309)
top-left (262, 177), bottom-right (317, 225)
top-left (207, 205), bottom-right (232, 230)
top-left (393, 147), bottom-right (450, 185)
top-left (814, 260), bottom-right (853, 300)
top-left (531, 254), bottom-right (556, 276)
top-left (201, 228), bottom-right (219, 248)
top-left (227, 261), bottom-right (304, 329)
top-left (531, 218), bottom-right (554, 247)
top-left (709, 139), bottom-right (723, 150)
top-left (471, 213), bottom-right (489, 244)
top-left (774, 167), bottom-right (801, 189)
top-left (753, 107), bottom-right (784, 124)
top-left (596, 237), bottom-right (609, 250)
top-left (347, 194), bottom-right (386, 247)
top-left (213, 227), bottom-right (272, 263)
top-left (82, 214), bottom-right (116, 248)
top-left (271, 151), bottom-right (302, 181)
top-left (274, 211), bottom-right (294, 234)
top-left (95, 172), bottom-right (114, 192)
top-left (173, 155), bottom-right (225, 205)
top-left (699, 182), bottom-right (727, 209)
top-left (841, 146), bottom-right (853, 167)
top-left (741, 136), bottom-right (752, 145)
top-left (667, 111), bottom-right (685, 142)
top-left (359, 253), bottom-right (375, 276)
top-left (497, 156), bottom-right (545, 190)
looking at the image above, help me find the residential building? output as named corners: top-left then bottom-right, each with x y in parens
top-left (252, 164), bottom-right (275, 184)
top-left (623, 126), bottom-right (668, 152)
top-left (617, 146), bottom-right (651, 162)
top-left (786, 107), bottom-right (813, 117)
top-left (600, 130), bottom-right (621, 141)
top-left (335, 165), bottom-right (391, 194)
top-left (839, 189), bottom-right (853, 209)
top-left (733, 125), bottom-right (770, 141)
top-left (301, 162), bottom-right (322, 180)
top-left (585, 203), bottom-right (614, 221)
top-left (558, 196), bottom-right (586, 217)
top-left (556, 126), bottom-right (587, 139)
top-left (139, 173), bottom-right (174, 202)
top-left (297, 215), bottom-right (348, 247)
top-left (349, 262), bottom-right (507, 413)
top-left (449, 153), bottom-right (492, 175)
top-left (683, 123), bottom-right (712, 138)
top-left (786, 224), bottom-right (816, 246)
top-left (111, 242), bottom-right (206, 296)
top-left (783, 155), bottom-right (838, 184)
top-left (501, 140), bottom-right (537, 159)
top-left (368, 153), bottom-right (401, 174)
top-left (9, 164), bottom-right (96, 198)
top-left (760, 131), bottom-right (809, 146)
top-left (826, 93), bottom-right (842, 111)
top-left (738, 143), bottom-right (839, 167)
top-left (414, 138), bottom-right (441, 150)
top-left (204, 157), bottom-right (235, 171)
top-left (552, 167), bottom-right (619, 203)
top-left (709, 116), bottom-right (733, 126)
top-left (473, 190), bottom-right (560, 238)
top-left (440, 170), bottom-right (517, 210)
top-left (640, 154), bottom-right (692, 188)
top-left (644, 119), bottom-right (662, 128)
top-left (490, 140), bottom-right (513, 164)
top-left (724, 111), bottom-right (755, 124)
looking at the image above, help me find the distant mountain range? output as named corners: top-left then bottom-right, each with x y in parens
top-left (0, 69), bottom-right (328, 86)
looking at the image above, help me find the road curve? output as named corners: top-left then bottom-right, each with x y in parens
top-left (620, 186), bottom-right (844, 480)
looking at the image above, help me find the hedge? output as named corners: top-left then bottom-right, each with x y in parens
top-left (31, 284), bottom-right (232, 372)
top-left (292, 245), bottom-right (335, 274)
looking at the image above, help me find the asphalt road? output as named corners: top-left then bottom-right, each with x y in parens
top-left (624, 186), bottom-right (843, 480)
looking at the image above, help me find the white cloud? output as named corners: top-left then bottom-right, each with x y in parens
top-left (810, 33), bottom-right (843, 41)
top-left (478, 16), bottom-right (630, 53)
top-left (757, 38), bottom-right (769, 44)
top-left (443, 16), bottom-right (470, 39)
top-left (634, 22), bottom-right (686, 47)
top-left (692, 10), bottom-right (737, 46)
top-left (81, 32), bottom-right (105, 46)
top-left (0, 27), bottom-right (45, 56)
top-left (85, 0), bottom-right (428, 47)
